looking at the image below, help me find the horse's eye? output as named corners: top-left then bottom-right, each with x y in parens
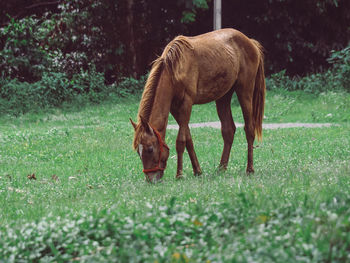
top-left (146, 146), bottom-right (153, 153)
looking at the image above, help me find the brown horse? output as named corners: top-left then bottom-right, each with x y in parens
top-left (130, 28), bottom-right (266, 182)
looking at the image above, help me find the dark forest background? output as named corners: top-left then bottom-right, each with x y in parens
top-left (0, 0), bottom-right (349, 114)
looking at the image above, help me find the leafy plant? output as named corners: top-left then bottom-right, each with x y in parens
top-left (0, 67), bottom-right (147, 115)
top-left (328, 44), bottom-right (350, 92)
top-left (1, 193), bottom-right (350, 262)
top-left (267, 44), bottom-right (350, 93)
top-left (0, 68), bottom-right (107, 115)
top-left (0, 16), bottom-right (53, 82)
top-left (116, 75), bottom-right (147, 97)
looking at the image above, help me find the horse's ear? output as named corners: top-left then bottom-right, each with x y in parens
top-left (140, 116), bottom-right (154, 135)
top-left (130, 118), bottom-right (137, 130)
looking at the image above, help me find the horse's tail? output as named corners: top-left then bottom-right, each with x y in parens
top-left (252, 40), bottom-right (266, 142)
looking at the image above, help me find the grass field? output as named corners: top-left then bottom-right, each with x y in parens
top-left (0, 89), bottom-right (350, 262)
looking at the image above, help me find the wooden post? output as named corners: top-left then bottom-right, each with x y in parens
top-left (214, 0), bottom-right (221, 30)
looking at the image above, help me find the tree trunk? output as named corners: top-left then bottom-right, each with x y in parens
top-left (125, 0), bottom-right (138, 78)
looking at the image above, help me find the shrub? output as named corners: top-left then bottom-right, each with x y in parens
top-left (267, 44), bottom-right (350, 93)
top-left (116, 75), bottom-right (147, 97)
top-left (328, 44), bottom-right (350, 92)
top-left (266, 70), bottom-right (299, 91)
top-left (0, 73), bottom-right (71, 115)
top-left (0, 78), bottom-right (33, 115)
top-left (0, 68), bottom-right (148, 115)
top-left (70, 66), bottom-right (108, 102)
top-left (0, 69), bottom-right (107, 115)
top-left (0, 16), bottom-right (54, 82)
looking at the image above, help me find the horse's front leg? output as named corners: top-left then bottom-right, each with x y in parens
top-left (184, 132), bottom-right (202, 176)
top-left (175, 126), bottom-right (186, 178)
top-left (176, 125), bottom-right (201, 178)
top-left (172, 96), bottom-right (201, 178)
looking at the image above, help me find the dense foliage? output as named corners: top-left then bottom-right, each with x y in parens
top-left (1, 45), bottom-right (349, 116)
top-left (1, 0), bottom-right (349, 79)
top-left (1, 192), bottom-right (350, 262)
top-left (0, 0), bottom-right (210, 82)
top-left (267, 45), bottom-right (350, 94)
top-left (0, 0), bottom-right (349, 114)
top-left (221, 0), bottom-right (350, 75)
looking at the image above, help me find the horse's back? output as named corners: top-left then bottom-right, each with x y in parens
top-left (189, 29), bottom-right (258, 104)
top-left (167, 29), bottom-right (262, 105)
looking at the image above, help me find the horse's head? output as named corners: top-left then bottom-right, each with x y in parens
top-left (130, 118), bottom-right (169, 183)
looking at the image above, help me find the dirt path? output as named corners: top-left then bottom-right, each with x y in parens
top-left (167, 122), bottom-right (335, 130)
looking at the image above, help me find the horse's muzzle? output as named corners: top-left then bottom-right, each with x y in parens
top-left (144, 171), bottom-right (163, 183)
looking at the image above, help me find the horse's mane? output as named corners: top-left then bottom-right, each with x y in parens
top-left (133, 36), bottom-right (194, 149)
top-left (136, 58), bottom-right (164, 124)
top-left (162, 36), bottom-right (194, 81)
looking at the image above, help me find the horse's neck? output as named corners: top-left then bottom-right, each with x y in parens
top-left (149, 72), bottom-right (173, 139)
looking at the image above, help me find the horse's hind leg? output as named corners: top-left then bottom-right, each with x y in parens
top-left (216, 88), bottom-right (236, 170)
top-left (236, 86), bottom-right (255, 174)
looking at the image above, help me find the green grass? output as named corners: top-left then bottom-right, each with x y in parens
top-left (189, 89), bottom-right (350, 123)
top-left (0, 89), bottom-right (350, 262)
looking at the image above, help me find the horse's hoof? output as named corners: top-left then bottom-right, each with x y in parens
top-left (176, 175), bottom-right (184, 180)
top-left (218, 164), bottom-right (227, 172)
top-left (246, 168), bottom-right (255, 174)
top-left (194, 170), bottom-right (202, 177)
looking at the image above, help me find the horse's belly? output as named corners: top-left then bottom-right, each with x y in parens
top-left (194, 71), bottom-right (235, 104)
